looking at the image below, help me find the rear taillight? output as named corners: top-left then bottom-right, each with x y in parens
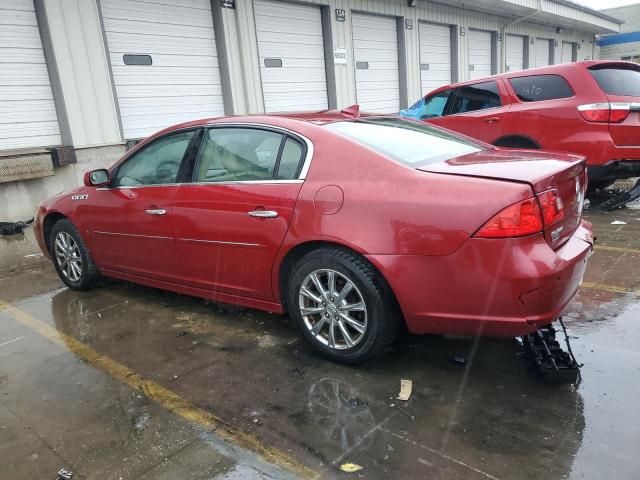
top-left (475, 197), bottom-right (543, 238)
top-left (578, 102), bottom-right (631, 123)
top-left (537, 189), bottom-right (565, 226)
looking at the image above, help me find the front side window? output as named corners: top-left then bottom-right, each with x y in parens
top-left (589, 66), bottom-right (640, 96)
top-left (400, 89), bottom-right (453, 120)
top-left (194, 128), bottom-right (304, 183)
top-left (450, 81), bottom-right (501, 114)
top-left (325, 118), bottom-right (483, 167)
top-left (509, 75), bottom-right (574, 102)
top-left (114, 130), bottom-right (195, 187)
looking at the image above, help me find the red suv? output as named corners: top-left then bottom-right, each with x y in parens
top-left (401, 61), bottom-right (640, 190)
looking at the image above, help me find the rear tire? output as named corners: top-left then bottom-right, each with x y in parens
top-left (50, 219), bottom-right (102, 291)
top-left (287, 247), bottom-right (399, 365)
top-left (493, 137), bottom-right (540, 149)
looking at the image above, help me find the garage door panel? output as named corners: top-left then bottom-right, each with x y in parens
top-left (352, 13), bottom-right (400, 113)
top-left (506, 34), bottom-right (524, 72)
top-left (535, 38), bottom-right (551, 67)
top-left (562, 42), bottom-right (574, 63)
top-left (420, 22), bottom-right (452, 93)
top-left (0, 0), bottom-right (61, 150)
top-left (468, 30), bottom-right (492, 80)
top-left (254, 0), bottom-right (328, 112)
top-left (102, 0), bottom-right (224, 138)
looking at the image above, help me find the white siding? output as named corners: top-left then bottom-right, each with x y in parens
top-left (0, 0), bottom-right (61, 150)
top-left (101, 0), bottom-right (224, 139)
top-left (562, 41), bottom-right (575, 63)
top-left (468, 29), bottom-right (492, 80)
top-left (419, 22), bottom-right (451, 94)
top-left (535, 38), bottom-right (552, 67)
top-left (254, 0), bottom-right (327, 112)
top-left (352, 13), bottom-right (399, 113)
top-left (506, 34), bottom-right (525, 71)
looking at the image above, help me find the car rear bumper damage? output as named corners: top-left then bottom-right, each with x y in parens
top-left (367, 221), bottom-right (593, 338)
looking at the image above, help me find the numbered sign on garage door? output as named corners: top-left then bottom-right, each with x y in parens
top-left (505, 35), bottom-right (525, 72)
top-left (468, 30), bottom-right (492, 80)
top-left (101, 0), bottom-right (225, 139)
top-left (254, 0), bottom-right (328, 112)
top-left (352, 13), bottom-right (400, 113)
top-left (0, 0), bottom-right (61, 150)
top-left (535, 38), bottom-right (552, 67)
top-left (419, 23), bottom-right (452, 94)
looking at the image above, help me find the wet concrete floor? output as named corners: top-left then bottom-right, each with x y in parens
top-left (1, 210), bottom-right (639, 479)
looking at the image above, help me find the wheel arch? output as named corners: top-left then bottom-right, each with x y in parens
top-left (493, 135), bottom-right (541, 149)
top-left (276, 240), bottom-right (404, 324)
top-left (43, 212), bottom-right (68, 253)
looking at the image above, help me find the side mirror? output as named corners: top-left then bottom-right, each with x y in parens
top-left (84, 169), bottom-right (110, 187)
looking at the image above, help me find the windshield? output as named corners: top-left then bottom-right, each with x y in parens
top-left (324, 118), bottom-right (483, 167)
top-left (590, 66), bottom-right (640, 97)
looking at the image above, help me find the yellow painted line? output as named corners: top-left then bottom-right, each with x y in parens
top-left (581, 282), bottom-right (639, 295)
top-left (594, 245), bottom-right (640, 255)
top-left (0, 300), bottom-right (319, 480)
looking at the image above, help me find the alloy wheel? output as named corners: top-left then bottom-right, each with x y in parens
top-left (54, 231), bottom-right (83, 282)
top-left (298, 269), bottom-right (368, 350)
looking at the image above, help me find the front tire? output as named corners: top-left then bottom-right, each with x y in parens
top-left (287, 247), bottom-right (399, 365)
top-left (50, 219), bottom-right (102, 291)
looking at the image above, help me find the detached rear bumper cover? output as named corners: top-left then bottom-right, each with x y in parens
top-left (367, 220), bottom-right (593, 337)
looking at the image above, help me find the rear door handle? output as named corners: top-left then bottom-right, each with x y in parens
top-left (485, 116), bottom-right (501, 123)
top-left (248, 210), bottom-right (278, 218)
top-left (144, 208), bottom-right (167, 216)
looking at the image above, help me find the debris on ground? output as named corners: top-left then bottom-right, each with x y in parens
top-left (0, 218), bottom-right (33, 236)
top-left (287, 367), bottom-right (305, 377)
top-left (346, 397), bottom-right (368, 408)
top-left (452, 355), bottom-right (467, 366)
top-left (611, 220), bottom-right (627, 225)
top-left (340, 463), bottom-right (363, 473)
top-left (397, 379), bottom-right (412, 401)
top-left (56, 468), bottom-right (74, 480)
top-left (175, 331), bottom-right (188, 337)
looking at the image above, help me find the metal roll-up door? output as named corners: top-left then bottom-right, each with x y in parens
top-left (535, 38), bottom-right (552, 67)
top-left (352, 13), bottom-right (400, 113)
top-left (0, 0), bottom-right (61, 150)
top-left (419, 22), bottom-right (452, 94)
top-left (505, 34), bottom-right (524, 72)
top-left (101, 0), bottom-right (224, 139)
top-left (561, 42), bottom-right (575, 63)
top-left (254, 0), bottom-right (328, 112)
top-left (468, 30), bottom-right (492, 80)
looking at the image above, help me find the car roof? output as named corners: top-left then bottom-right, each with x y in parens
top-left (423, 60), bottom-right (640, 96)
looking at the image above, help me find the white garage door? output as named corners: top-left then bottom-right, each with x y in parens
top-left (561, 42), bottom-right (575, 63)
top-left (101, 0), bottom-right (224, 139)
top-left (254, 0), bottom-right (328, 112)
top-left (505, 34), bottom-right (524, 72)
top-left (0, 0), bottom-right (61, 150)
top-left (419, 22), bottom-right (452, 94)
top-left (468, 30), bottom-right (492, 80)
top-left (535, 38), bottom-right (552, 67)
top-left (352, 13), bottom-right (399, 113)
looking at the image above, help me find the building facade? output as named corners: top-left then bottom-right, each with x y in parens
top-left (0, 0), bottom-right (621, 220)
top-left (599, 3), bottom-right (640, 62)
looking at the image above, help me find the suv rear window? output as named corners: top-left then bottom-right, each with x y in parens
top-left (590, 67), bottom-right (640, 96)
top-left (509, 75), bottom-right (574, 102)
top-left (325, 118), bottom-right (483, 167)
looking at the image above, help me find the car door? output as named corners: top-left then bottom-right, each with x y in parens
top-left (436, 80), bottom-right (508, 143)
top-left (85, 129), bottom-right (200, 283)
top-left (171, 126), bottom-right (307, 301)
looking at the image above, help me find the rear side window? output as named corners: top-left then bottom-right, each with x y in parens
top-left (509, 75), bottom-right (574, 102)
top-left (450, 81), bottom-right (501, 114)
top-left (590, 67), bottom-right (640, 96)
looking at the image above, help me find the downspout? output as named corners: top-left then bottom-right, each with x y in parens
top-left (502, 0), bottom-right (543, 71)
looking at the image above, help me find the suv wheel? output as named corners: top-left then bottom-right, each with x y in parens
top-left (287, 247), bottom-right (399, 364)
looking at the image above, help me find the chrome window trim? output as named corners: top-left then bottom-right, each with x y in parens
top-left (96, 179), bottom-right (304, 191)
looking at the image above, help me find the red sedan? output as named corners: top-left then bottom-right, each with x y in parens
top-left (34, 111), bottom-right (593, 364)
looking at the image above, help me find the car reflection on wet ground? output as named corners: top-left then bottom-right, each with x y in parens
top-left (1, 210), bottom-right (639, 479)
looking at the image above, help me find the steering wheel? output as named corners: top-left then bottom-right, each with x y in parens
top-left (156, 160), bottom-right (180, 181)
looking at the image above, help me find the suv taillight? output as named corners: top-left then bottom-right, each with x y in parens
top-left (578, 102), bottom-right (631, 123)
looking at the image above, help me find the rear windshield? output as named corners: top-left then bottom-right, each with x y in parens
top-left (324, 118), bottom-right (483, 167)
top-left (590, 67), bottom-right (640, 96)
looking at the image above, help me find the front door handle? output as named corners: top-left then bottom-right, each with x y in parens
top-left (485, 116), bottom-right (501, 123)
top-left (144, 208), bottom-right (167, 216)
top-left (248, 210), bottom-right (278, 218)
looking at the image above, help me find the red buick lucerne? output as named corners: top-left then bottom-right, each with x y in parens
top-left (34, 111), bottom-right (593, 364)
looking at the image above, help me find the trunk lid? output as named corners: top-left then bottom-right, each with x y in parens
top-left (418, 149), bottom-right (587, 249)
top-left (588, 62), bottom-right (640, 147)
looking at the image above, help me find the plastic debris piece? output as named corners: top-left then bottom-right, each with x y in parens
top-left (57, 468), bottom-right (74, 480)
top-left (452, 355), bottom-right (467, 366)
top-left (340, 463), bottom-right (363, 473)
top-left (611, 220), bottom-right (627, 225)
top-left (397, 379), bottom-right (412, 401)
